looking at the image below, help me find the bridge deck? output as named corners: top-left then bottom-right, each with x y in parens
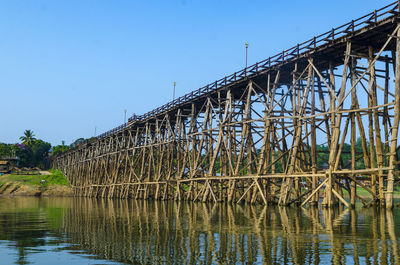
top-left (96, 1), bottom-right (399, 138)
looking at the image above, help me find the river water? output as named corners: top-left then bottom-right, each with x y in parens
top-left (0, 197), bottom-right (399, 265)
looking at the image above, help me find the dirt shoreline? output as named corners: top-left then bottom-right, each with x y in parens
top-left (0, 182), bottom-right (73, 197)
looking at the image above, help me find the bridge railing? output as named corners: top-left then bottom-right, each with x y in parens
top-left (92, 1), bottom-right (399, 143)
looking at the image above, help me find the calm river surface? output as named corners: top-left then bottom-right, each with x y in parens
top-left (0, 197), bottom-right (399, 265)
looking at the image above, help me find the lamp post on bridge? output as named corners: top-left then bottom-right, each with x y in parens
top-left (173, 81), bottom-right (176, 101)
top-left (245, 42), bottom-right (249, 76)
top-left (124, 109), bottom-right (127, 124)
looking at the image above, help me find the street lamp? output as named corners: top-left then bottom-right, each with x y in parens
top-left (245, 42), bottom-right (249, 76)
top-left (173, 81), bottom-right (176, 101)
top-left (124, 109), bottom-right (127, 123)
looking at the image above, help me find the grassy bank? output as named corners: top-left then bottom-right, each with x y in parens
top-left (341, 186), bottom-right (400, 199)
top-left (0, 169), bottom-right (69, 187)
top-left (0, 169), bottom-right (72, 196)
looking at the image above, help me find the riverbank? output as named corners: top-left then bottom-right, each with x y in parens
top-left (0, 169), bottom-right (73, 197)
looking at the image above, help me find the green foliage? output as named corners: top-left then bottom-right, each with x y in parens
top-left (30, 140), bottom-right (51, 167)
top-left (87, 137), bottom-right (97, 143)
top-left (0, 143), bottom-right (14, 158)
top-left (316, 144), bottom-right (329, 168)
top-left (19, 130), bottom-right (36, 145)
top-left (52, 141), bottom-right (70, 156)
top-left (12, 130), bottom-right (52, 168)
top-left (16, 139), bottom-right (51, 168)
top-left (70, 138), bottom-right (85, 148)
top-left (3, 131), bottom-right (89, 169)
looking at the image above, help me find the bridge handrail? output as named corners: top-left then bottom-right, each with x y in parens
top-left (83, 1), bottom-right (399, 146)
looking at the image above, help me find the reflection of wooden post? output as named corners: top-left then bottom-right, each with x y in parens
top-left (188, 202), bottom-right (199, 264)
top-left (323, 208), bottom-right (343, 265)
top-left (279, 207), bottom-right (300, 264)
top-left (270, 208), bottom-right (278, 264)
top-left (226, 204), bottom-right (234, 261)
top-left (350, 209), bottom-right (360, 264)
top-left (310, 207), bottom-right (320, 264)
top-left (246, 207), bottom-right (256, 263)
top-left (380, 209), bottom-right (388, 264)
top-left (370, 207), bottom-right (379, 263)
top-left (386, 210), bottom-right (400, 263)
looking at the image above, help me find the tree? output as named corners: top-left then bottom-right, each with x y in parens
top-left (30, 139), bottom-right (51, 168)
top-left (0, 143), bottom-right (13, 158)
top-left (70, 138), bottom-right (85, 148)
top-left (52, 141), bottom-right (70, 155)
top-left (19, 130), bottom-right (36, 145)
top-left (16, 139), bottom-right (51, 168)
top-left (15, 130), bottom-right (51, 168)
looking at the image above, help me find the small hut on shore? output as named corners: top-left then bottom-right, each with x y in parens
top-left (0, 161), bottom-right (10, 173)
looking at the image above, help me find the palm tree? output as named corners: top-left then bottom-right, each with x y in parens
top-left (20, 130), bottom-right (36, 145)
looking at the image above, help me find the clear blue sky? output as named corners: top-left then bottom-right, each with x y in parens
top-left (0, 0), bottom-right (394, 145)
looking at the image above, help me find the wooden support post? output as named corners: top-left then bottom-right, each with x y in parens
top-left (386, 25), bottom-right (400, 208)
top-left (350, 57), bottom-right (357, 208)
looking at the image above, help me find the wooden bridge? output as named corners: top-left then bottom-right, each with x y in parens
top-left (54, 1), bottom-right (400, 208)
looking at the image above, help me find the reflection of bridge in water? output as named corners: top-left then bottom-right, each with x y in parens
top-left (0, 198), bottom-right (399, 264)
top-left (55, 2), bottom-right (400, 207)
top-left (61, 199), bottom-right (400, 264)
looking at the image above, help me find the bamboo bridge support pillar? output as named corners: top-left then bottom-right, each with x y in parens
top-left (386, 23), bottom-right (400, 208)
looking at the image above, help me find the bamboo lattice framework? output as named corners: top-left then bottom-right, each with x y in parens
top-left (54, 1), bottom-right (400, 208)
